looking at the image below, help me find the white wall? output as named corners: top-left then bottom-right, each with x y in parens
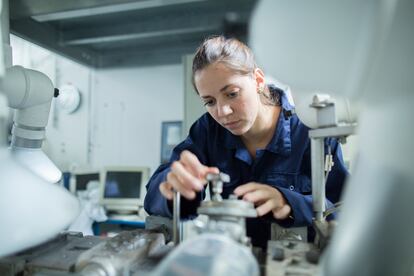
top-left (45, 58), bottom-right (92, 171)
top-left (91, 65), bottom-right (183, 173)
top-left (183, 55), bottom-right (206, 135)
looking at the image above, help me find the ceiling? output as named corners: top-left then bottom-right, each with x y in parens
top-left (10, 0), bottom-right (258, 68)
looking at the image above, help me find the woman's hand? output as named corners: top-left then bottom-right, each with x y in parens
top-left (234, 183), bottom-right (292, 220)
top-left (159, 150), bottom-right (219, 200)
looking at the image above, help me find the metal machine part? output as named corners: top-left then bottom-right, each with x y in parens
top-left (0, 232), bottom-right (104, 276)
top-left (157, 172), bottom-right (260, 276)
top-left (196, 173), bottom-right (257, 246)
top-left (152, 233), bottom-right (259, 276)
top-left (0, 230), bottom-right (171, 276)
top-left (145, 215), bottom-right (174, 244)
top-left (206, 172), bottom-right (230, 201)
top-left (266, 240), bottom-right (319, 276)
top-left (309, 124), bottom-right (355, 249)
top-left (307, 96), bottom-right (355, 249)
top-left (76, 230), bottom-right (167, 276)
top-left (308, 96), bottom-right (356, 223)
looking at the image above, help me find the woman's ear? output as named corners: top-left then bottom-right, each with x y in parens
top-left (254, 68), bottom-right (266, 91)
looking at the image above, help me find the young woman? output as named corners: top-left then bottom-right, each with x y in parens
top-left (144, 36), bottom-right (348, 248)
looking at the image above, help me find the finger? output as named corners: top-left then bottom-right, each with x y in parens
top-left (233, 182), bottom-right (263, 197)
top-left (167, 171), bottom-right (197, 199)
top-left (159, 182), bottom-right (174, 200)
top-left (242, 189), bottom-right (270, 204)
top-left (170, 161), bottom-right (204, 191)
top-left (179, 151), bottom-right (205, 177)
top-left (181, 190), bottom-right (196, 200)
top-left (180, 151), bottom-right (218, 180)
top-left (256, 199), bottom-right (277, 217)
top-left (273, 204), bottom-right (292, 220)
top-left (160, 180), bottom-right (196, 201)
top-left (203, 166), bottom-right (220, 177)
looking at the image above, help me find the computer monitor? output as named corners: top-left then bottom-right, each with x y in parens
top-left (69, 170), bottom-right (100, 194)
top-left (100, 166), bottom-right (149, 214)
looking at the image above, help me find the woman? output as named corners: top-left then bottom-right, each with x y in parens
top-left (144, 36), bottom-right (347, 248)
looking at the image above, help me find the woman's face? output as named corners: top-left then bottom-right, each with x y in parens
top-left (194, 62), bottom-right (261, 135)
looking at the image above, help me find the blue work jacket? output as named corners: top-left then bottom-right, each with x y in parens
top-left (144, 87), bottom-right (348, 248)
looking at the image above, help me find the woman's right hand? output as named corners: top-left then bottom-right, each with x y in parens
top-left (159, 150), bottom-right (219, 200)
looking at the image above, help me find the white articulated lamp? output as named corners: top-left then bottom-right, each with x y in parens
top-left (3, 65), bottom-right (62, 183)
top-left (0, 0), bottom-right (79, 257)
top-left (251, 0), bottom-right (414, 275)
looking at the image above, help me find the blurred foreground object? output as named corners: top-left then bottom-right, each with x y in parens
top-left (251, 0), bottom-right (414, 275)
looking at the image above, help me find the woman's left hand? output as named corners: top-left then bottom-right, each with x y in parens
top-left (234, 183), bottom-right (292, 220)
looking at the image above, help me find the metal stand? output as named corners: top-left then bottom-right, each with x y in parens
top-left (309, 125), bottom-right (355, 248)
top-left (309, 125), bottom-right (356, 222)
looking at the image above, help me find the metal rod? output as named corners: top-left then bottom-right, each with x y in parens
top-left (311, 137), bottom-right (326, 221)
top-left (1, 0), bottom-right (13, 69)
top-left (1, 0), bottom-right (10, 44)
top-left (0, 95), bottom-right (8, 146)
top-left (173, 190), bottom-right (181, 245)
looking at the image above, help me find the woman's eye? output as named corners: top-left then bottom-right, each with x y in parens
top-left (228, 91), bottom-right (239, 98)
top-left (204, 100), bottom-right (215, 107)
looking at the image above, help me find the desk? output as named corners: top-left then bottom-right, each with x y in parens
top-left (93, 219), bottom-right (145, 236)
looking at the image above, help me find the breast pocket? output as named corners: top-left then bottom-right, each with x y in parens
top-left (262, 172), bottom-right (312, 194)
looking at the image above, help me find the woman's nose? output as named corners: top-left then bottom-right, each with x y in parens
top-left (217, 103), bottom-right (232, 117)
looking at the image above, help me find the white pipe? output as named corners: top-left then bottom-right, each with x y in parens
top-left (3, 66), bottom-right (55, 108)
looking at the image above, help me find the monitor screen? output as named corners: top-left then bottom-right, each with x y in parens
top-left (100, 166), bottom-right (149, 213)
top-left (69, 171), bottom-right (100, 194)
top-left (76, 173), bottom-right (100, 192)
top-left (104, 171), bottom-right (142, 199)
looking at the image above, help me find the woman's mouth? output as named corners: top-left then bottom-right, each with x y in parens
top-left (223, 120), bottom-right (240, 129)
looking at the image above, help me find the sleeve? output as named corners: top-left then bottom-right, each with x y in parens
top-left (143, 116), bottom-right (210, 220)
top-left (275, 138), bottom-right (348, 227)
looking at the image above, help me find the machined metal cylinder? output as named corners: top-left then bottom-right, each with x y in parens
top-left (173, 190), bottom-right (181, 245)
top-left (310, 137), bottom-right (326, 221)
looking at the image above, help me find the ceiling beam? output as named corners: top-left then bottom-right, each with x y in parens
top-left (11, 0), bottom-right (207, 21)
top-left (10, 18), bottom-right (98, 67)
top-left (59, 10), bottom-right (250, 45)
top-left (97, 42), bottom-right (200, 67)
top-left (63, 25), bottom-right (221, 46)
